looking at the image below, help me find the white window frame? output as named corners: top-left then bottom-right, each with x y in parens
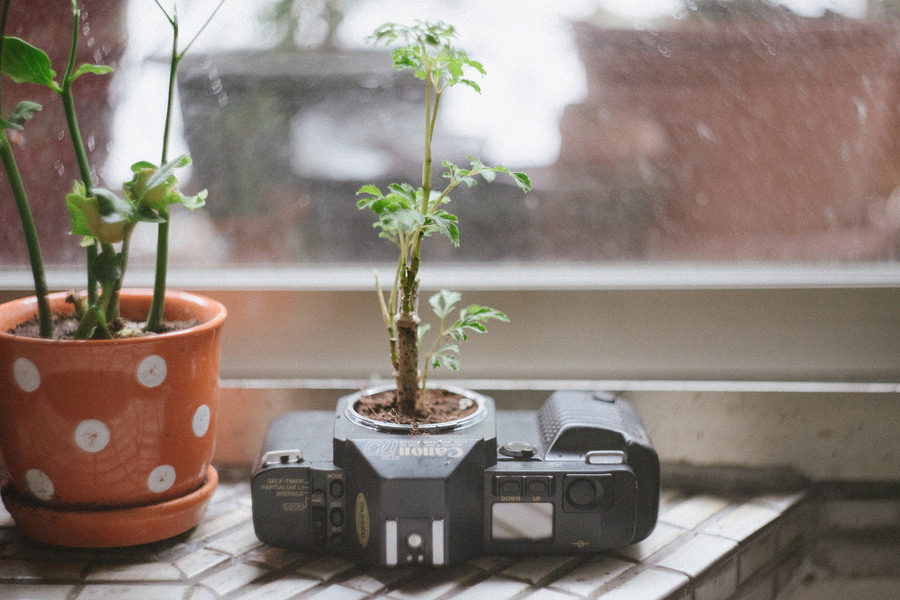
top-left (2, 262), bottom-right (898, 384)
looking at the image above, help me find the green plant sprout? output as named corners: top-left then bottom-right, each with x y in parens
top-left (358, 21), bottom-right (532, 417)
top-left (0, 0), bottom-right (224, 339)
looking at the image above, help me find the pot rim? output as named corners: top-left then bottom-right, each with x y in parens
top-left (0, 289), bottom-right (227, 345)
top-left (345, 384), bottom-right (489, 433)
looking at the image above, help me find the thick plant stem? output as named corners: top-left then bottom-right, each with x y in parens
top-left (0, 133), bottom-right (53, 337)
top-left (393, 63), bottom-right (441, 414)
top-left (395, 311), bottom-right (422, 414)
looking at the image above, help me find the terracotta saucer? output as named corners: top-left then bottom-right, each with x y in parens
top-left (0, 465), bottom-right (218, 548)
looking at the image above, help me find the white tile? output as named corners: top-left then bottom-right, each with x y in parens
top-left (244, 546), bottom-right (305, 569)
top-left (0, 584), bottom-right (74, 600)
top-left (737, 530), bottom-right (777, 584)
top-left (187, 507), bottom-right (252, 541)
top-left (519, 589), bottom-right (580, 600)
top-left (386, 567), bottom-right (479, 600)
top-left (234, 577), bottom-right (320, 600)
top-left (598, 568), bottom-right (690, 600)
top-left (776, 510), bottom-right (807, 551)
top-left (305, 584), bottom-right (370, 600)
top-left (733, 573), bottom-right (775, 600)
top-left (0, 560), bottom-right (86, 581)
top-left (661, 496), bottom-right (731, 530)
top-left (501, 555), bottom-right (580, 585)
top-left (85, 562), bottom-right (183, 582)
top-left (295, 555), bottom-right (355, 581)
top-left (751, 492), bottom-right (805, 513)
top-left (204, 523), bottom-right (263, 556)
top-left (704, 503), bottom-right (780, 542)
top-left (549, 555), bottom-right (635, 597)
top-left (655, 533), bottom-right (737, 578)
top-left (184, 588), bottom-right (216, 600)
top-left (74, 584), bottom-right (192, 600)
top-left (342, 568), bottom-right (415, 595)
top-left (175, 548), bottom-right (231, 578)
top-left (694, 561), bottom-right (738, 600)
top-left (200, 563), bottom-right (270, 596)
top-left (614, 522), bottom-right (687, 561)
top-left (445, 576), bottom-right (530, 600)
top-left (0, 504), bottom-right (14, 528)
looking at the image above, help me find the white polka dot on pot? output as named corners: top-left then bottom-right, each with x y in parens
top-left (136, 355), bottom-right (167, 388)
top-left (74, 419), bottom-right (110, 453)
top-left (25, 469), bottom-right (54, 501)
top-left (147, 465), bottom-right (176, 493)
top-left (13, 357), bottom-right (40, 392)
top-left (192, 404), bottom-right (211, 438)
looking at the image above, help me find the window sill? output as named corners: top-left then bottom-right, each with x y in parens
top-left (0, 470), bottom-right (811, 600)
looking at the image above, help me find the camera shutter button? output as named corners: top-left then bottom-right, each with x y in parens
top-left (499, 441), bottom-right (537, 459)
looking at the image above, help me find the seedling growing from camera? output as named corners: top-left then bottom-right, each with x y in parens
top-left (358, 22), bottom-right (531, 418)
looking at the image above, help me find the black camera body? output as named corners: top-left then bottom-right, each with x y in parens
top-left (251, 389), bottom-right (659, 566)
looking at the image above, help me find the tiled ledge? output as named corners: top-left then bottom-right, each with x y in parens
top-left (0, 469), bottom-right (813, 600)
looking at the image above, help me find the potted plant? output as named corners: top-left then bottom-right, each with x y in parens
top-left (348, 21), bottom-right (531, 426)
top-left (0, 0), bottom-right (227, 547)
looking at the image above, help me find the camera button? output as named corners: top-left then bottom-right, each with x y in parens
top-left (499, 441), bottom-right (537, 458)
top-left (525, 476), bottom-right (554, 496)
top-left (564, 477), bottom-right (602, 509)
top-left (330, 509), bottom-right (344, 527)
top-left (494, 476), bottom-right (524, 496)
top-left (329, 479), bottom-right (344, 498)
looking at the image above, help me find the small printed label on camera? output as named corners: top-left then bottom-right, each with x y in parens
top-left (363, 438), bottom-right (470, 460)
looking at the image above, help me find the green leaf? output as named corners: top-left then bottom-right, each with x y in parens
top-left (130, 160), bottom-right (156, 172)
top-left (94, 187), bottom-right (133, 225)
top-left (427, 210), bottom-right (459, 246)
top-left (125, 154), bottom-right (194, 210)
top-left (447, 304), bottom-right (509, 342)
top-left (136, 203), bottom-right (167, 224)
top-left (71, 63), bottom-right (114, 81)
top-left (511, 171), bottom-right (533, 192)
top-left (1, 100), bottom-right (42, 131)
top-left (357, 184), bottom-right (382, 198)
top-left (178, 189), bottom-right (207, 210)
top-left (429, 290), bottom-right (461, 319)
top-left (1, 37), bottom-right (60, 91)
top-left (431, 345), bottom-right (461, 371)
top-left (146, 154), bottom-right (191, 191)
top-left (90, 249), bottom-right (122, 286)
top-left (66, 183), bottom-right (133, 244)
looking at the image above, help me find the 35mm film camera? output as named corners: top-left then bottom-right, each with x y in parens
top-left (251, 389), bottom-right (659, 566)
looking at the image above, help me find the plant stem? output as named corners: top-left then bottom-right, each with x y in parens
top-left (146, 0), bottom-right (226, 331)
top-left (61, 1), bottom-right (100, 305)
top-left (146, 11), bottom-right (179, 333)
top-left (0, 0), bottom-right (53, 337)
top-left (395, 54), bottom-right (444, 415)
top-left (0, 134), bottom-right (53, 336)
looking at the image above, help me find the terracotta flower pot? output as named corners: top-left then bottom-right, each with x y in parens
top-left (0, 289), bottom-right (226, 547)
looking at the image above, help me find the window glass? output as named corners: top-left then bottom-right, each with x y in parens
top-left (2, 0), bottom-right (898, 268)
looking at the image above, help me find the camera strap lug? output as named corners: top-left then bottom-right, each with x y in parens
top-left (585, 450), bottom-right (626, 465)
top-left (262, 450), bottom-right (304, 467)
